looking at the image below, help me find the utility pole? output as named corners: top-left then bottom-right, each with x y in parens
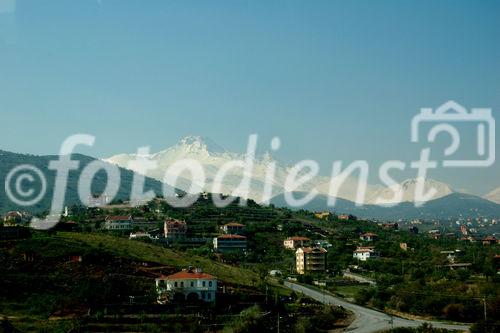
top-left (277, 312), bottom-right (280, 333)
top-left (483, 296), bottom-right (487, 322)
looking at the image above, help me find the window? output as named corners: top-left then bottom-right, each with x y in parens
top-left (202, 281), bottom-right (206, 287)
top-left (190, 281), bottom-right (194, 287)
top-left (180, 281), bottom-right (184, 287)
top-left (174, 282), bottom-right (178, 287)
top-left (208, 281), bottom-right (212, 287)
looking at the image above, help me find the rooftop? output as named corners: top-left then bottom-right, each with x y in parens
top-left (287, 236), bottom-right (310, 241)
top-left (157, 269), bottom-right (216, 281)
top-left (299, 247), bottom-right (327, 253)
top-left (217, 234), bottom-right (247, 239)
top-left (223, 222), bottom-right (245, 227)
top-left (105, 215), bottom-right (132, 221)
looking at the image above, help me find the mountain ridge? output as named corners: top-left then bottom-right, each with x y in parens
top-left (270, 191), bottom-right (500, 220)
top-left (0, 149), bottom-right (177, 214)
top-left (105, 136), bottom-right (462, 205)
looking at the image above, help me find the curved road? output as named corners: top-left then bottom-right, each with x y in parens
top-left (284, 282), bottom-right (470, 333)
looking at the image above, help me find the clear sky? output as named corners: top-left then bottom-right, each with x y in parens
top-left (0, 0), bottom-right (498, 195)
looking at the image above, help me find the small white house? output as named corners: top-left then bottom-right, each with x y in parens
top-left (353, 247), bottom-right (380, 261)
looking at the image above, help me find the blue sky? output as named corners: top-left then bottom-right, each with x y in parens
top-left (0, 0), bottom-right (498, 195)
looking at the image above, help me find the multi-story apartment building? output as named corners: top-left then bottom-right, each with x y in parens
top-left (296, 247), bottom-right (327, 274)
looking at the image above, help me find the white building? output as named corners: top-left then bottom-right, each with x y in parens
top-left (104, 215), bottom-right (133, 230)
top-left (155, 268), bottom-right (217, 304)
top-left (353, 247), bottom-right (380, 261)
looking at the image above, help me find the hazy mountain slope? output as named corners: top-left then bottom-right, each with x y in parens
top-left (367, 178), bottom-right (454, 204)
top-left (484, 187), bottom-right (500, 204)
top-left (0, 150), bottom-right (176, 214)
top-left (270, 192), bottom-right (500, 220)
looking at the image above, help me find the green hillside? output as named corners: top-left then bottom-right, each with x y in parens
top-left (0, 150), bottom-right (177, 214)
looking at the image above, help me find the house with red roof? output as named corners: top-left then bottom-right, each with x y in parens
top-left (155, 268), bottom-right (217, 304)
top-left (353, 246), bottom-right (380, 261)
top-left (482, 235), bottom-right (498, 245)
top-left (104, 215), bottom-right (133, 230)
top-left (359, 232), bottom-right (378, 242)
top-left (284, 236), bottom-right (310, 249)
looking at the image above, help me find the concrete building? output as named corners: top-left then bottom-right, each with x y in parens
top-left (104, 215), bottom-right (133, 230)
top-left (155, 268), bottom-right (217, 304)
top-left (221, 222), bottom-right (245, 235)
top-left (296, 247), bottom-right (327, 275)
top-left (213, 234), bottom-right (247, 253)
top-left (164, 218), bottom-right (187, 239)
top-left (284, 236), bottom-right (310, 250)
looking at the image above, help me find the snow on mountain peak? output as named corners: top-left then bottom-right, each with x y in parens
top-left (366, 178), bottom-right (454, 204)
top-left (177, 136), bottom-right (226, 154)
top-left (105, 137), bottom-right (458, 204)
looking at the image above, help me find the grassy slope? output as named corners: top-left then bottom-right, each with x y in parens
top-left (55, 232), bottom-right (260, 287)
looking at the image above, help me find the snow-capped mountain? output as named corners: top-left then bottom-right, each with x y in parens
top-left (106, 136), bottom-right (289, 201)
top-left (105, 136), bottom-right (454, 205)
top-left (366, 178), bottom-right (454, 204)
top-left (485, 187), bottom-right (500, 204)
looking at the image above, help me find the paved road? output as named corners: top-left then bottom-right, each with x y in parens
top-left (343, 271), bottom-right (377, 286)
top-left (284, 282), bottom-right (470, 333)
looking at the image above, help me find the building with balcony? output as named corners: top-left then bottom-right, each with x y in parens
top-left (296, 247), bottom-right (327, 274)
top-left (221, 222), bottom-right (245, 235)
top-left (213, 234), bottom-right (247, 253)
top-left (104, 215), bottom-right (133, 230)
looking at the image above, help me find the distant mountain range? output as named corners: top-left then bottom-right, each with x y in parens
top-left (104, 136), bottom-right (500, 220)
top-left (1, 136), bottom-right (499, 220)
top-left (0, 150), bottom-right (175, 214)
top-left (485, 187), bottom-right (500, 204)
top-left (106, 136), bottom-right (465, 204)
top-left (270, 191), bottom-right (500, 220)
